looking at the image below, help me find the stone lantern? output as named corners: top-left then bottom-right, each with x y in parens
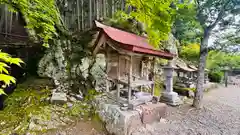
top-left (160, 60), bottom-right (182, 106)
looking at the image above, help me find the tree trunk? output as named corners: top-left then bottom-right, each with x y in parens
top-left (193, 29), bottom-right (210, 109)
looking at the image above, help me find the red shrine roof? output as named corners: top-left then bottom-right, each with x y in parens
top-left (95, 21), bottom-right (174, 59)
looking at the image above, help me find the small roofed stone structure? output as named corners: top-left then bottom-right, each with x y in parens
top-left (94, 21), bottom-right (175, 107)
top-left (93, 21), bottom-right (181, 135)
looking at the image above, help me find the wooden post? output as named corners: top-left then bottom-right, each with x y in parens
top-left (151, 58), bottom-right (155, 96)
top-left (117, 54), bottom-right (121, 99)
top-left (140, 59), bottom-right (144, 91)
top-left (224, 70), bottom-right (228, 87)
top-left (105, 46), bottom-right (110, 92)
top-left (128, 55), bottom-right (133, 103)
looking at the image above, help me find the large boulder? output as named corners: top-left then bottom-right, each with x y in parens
top-left (90, 54), bottom-right (106, 91)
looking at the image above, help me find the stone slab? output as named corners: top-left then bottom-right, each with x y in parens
top-left (51, 92), bottom-right (67, 105)
top-left (95, 94), bottom-right (168, 135)
top-left (161, 92), bottom-right (182, 106)
top-left (139, 103), bottom-right (167, 124)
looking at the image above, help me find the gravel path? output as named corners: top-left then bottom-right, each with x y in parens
top-left (133, 85), bottom-right (240, 135)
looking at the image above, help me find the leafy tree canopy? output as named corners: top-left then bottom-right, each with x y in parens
top-left (179, 43), bottom-right (200, 64)
top-left (124, 0), bottom-right (178, 47)
top-left (0, 0), bottom-right (62, 47)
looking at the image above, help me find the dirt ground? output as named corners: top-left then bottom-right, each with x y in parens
top-left (44, 84), bottom-right (240, 135)
top-left (43, 120), bottom-right (107, 135)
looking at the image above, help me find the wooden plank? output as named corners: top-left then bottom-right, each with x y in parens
top-left (117, 54), bottom-right (121, 98)
top-left (140, 59), bottom-right (144, 91)
top-left (106, 40), bottom-right (144, 57)
top-left (151, 58), bottom-right (156, 96)
top-left (128, 55), bottom-right (133, 103)
top-left (105, 46), bottom-right (110, 92)
top-left (93, 34), bottom-right (106, 55)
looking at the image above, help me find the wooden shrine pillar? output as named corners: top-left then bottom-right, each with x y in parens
top-left (151, 58), bottom-right (156, 96)
top-left (117, 54), bottom-right (121, 99)
top-left (128, 55), bottom-right (133, 103)
top-left (105, 46), bottom-right (110, 92)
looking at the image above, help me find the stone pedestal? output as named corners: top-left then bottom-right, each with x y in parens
top-left (95, 94), bottom-right (168, 135)
top-left (161, 61), bottom-right (182, 106)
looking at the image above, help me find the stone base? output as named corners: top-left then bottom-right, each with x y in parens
top-left (160, 92), bottom-right (182, 106)
top-left (95, 94), bottom-right (167, 135)
top-left (51, 92), bottom-right (67, 105)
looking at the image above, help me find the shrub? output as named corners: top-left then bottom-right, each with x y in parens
top-left (208, 71), bottom-right (224, 83)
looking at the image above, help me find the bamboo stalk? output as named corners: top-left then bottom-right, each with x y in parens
top-left (89, 0), bottom-right (92, 28)
top-left (77, 0), bottom-right (80, 30)
top-left (9, 11), bottom-right (13, 34)
top-left (81, 0), bottom-right (84, 30)
top-left (121, 0), bottom-right (125, 11)
top-left (111, 0), bottom-right (114, 17)
top-left (4, 5), bottom-right (8, 36)
top-left (96, 0), bottom-right (100, 20)
top-left (103, 0), bottom-right (106, 18)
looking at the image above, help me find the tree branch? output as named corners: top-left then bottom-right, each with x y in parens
top-left (207, 0), bottom-right (231, 31)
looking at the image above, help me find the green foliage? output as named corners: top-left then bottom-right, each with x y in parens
top-left (0, 50), bottom-right (24, 95)
top-left (0, 0), bottom-right (61, 47)
top-left (207, 50), bottom-right (240, 71)
top-left (208, 71), bottom-right (224, 83)
top-left (173, 1), bottom-right (202, 44)
top-left (180, 43), bottom-right (200, 63)
top-left (126, 0), bottom-right (176, 47)
top-left (103, 11), bottom-right (142, 35)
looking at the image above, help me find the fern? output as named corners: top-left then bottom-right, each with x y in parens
top-left (0, 50), bottom-right (24, 95)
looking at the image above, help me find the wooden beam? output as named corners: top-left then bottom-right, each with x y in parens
top-left (105, 46), bottom-right (110, 92)
top-left (128, 55), bottom-right (133, 104)
top-left (151, 58), bottom-right (156, 96)
top-left (140, 59), bottom-right (144, 91)
top-left (93, 34), bottom-right (106, 55)
top-left (106, 40), bottom-right (144, 57)
top-left (117, 54), bottom-right (121, 99)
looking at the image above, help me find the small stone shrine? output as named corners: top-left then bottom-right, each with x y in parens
top-left (93, 21), bottom-right (181, 135)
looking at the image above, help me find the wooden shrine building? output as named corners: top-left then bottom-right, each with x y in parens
top-left (93, 21), bottom-right (175, 107)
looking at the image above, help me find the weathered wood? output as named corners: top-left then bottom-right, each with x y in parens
top-left (128, 55), bottom-right (133, 103)
top-left (140, 60), bottom-right (144, 91)
top-left (106, 45), bottom-right (110, 92)
top-left (117, 54), bottom-right (121, 98)
top-left (93, 34), bottom-right (106, 55)
top-left (118, 79), bottom-right (154, 88)
top-left (151, 58), bottom-right (156, 95)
